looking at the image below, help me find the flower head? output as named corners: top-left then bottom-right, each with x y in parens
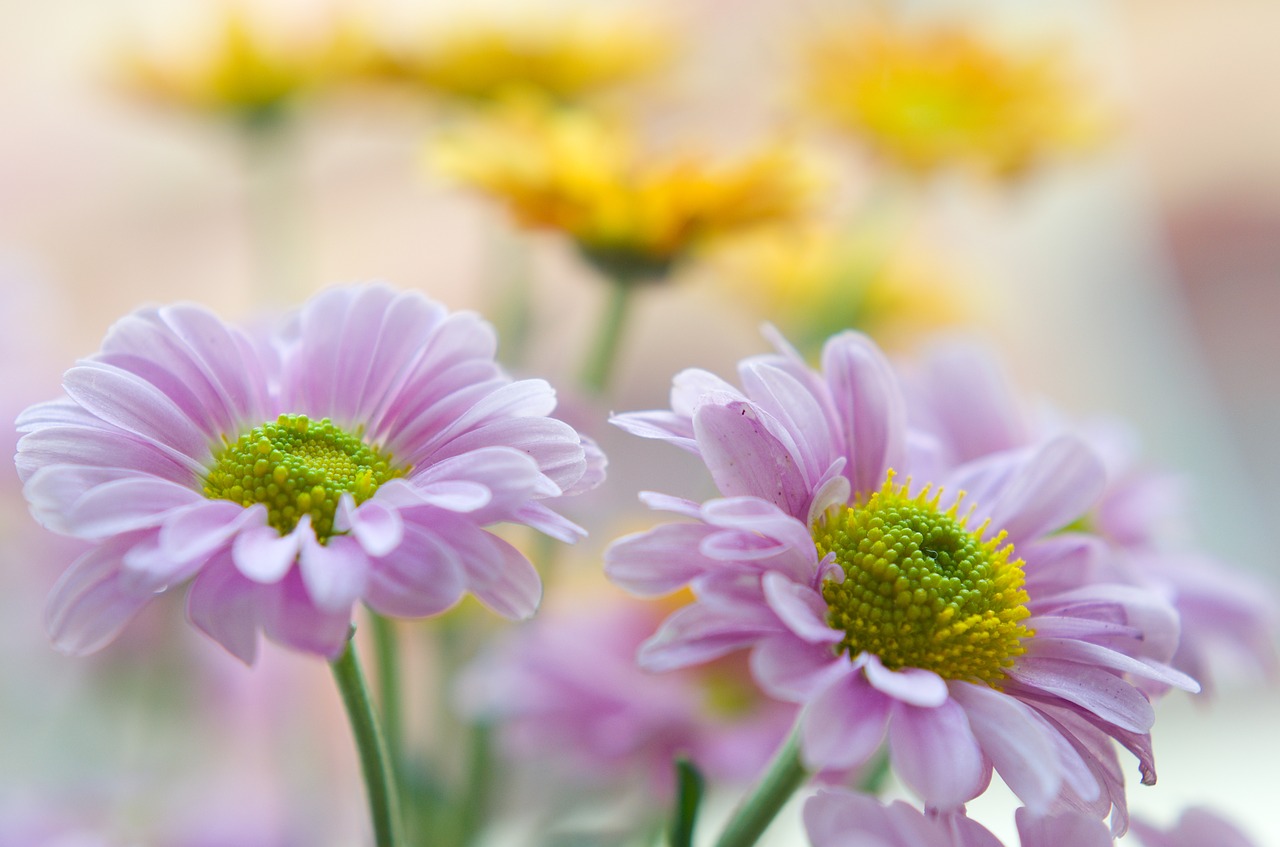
top-left (904, 340), bottom-right (1280, 695)
top-left (16, 284), bottom-right (601, 662)
top-left (432, 104), bottom-right (818, 279)
top-left (606, 330), bottom-right (1195, 828)
top-left (120, 5), bottom-right (366, 123)
top-left (370, 12), bottom-right (670, 105)
top-left (458, 584), bottom-right (795, 798)
top-left (801, 18), bottom-right (1102, 177)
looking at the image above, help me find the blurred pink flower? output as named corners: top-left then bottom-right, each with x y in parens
top-left (1129, 807), bottom-right (1259, 847)
top-left (805, 789), bottom-right (1124, 847)
top-left (606, 330), bottom-right (1195, 829)
top-left (458, 587), bottom-right (796, 798)
top-left (904, 339), bottom-right (1279, 695)
top-left (16, 284), bottom-right (600, 662)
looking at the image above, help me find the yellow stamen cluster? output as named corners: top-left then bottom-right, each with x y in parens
top-left (815, 474), bottom-right (1032, 685)
top-left (204, 414), bottom-right (406, 541)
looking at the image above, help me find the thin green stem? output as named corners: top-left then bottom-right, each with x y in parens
top-left (580, 274), bottom-right (635, 395)
top-left (453, 721), bottom-right (494, 847)
top-left (331, 637), bottom-right (404, 847)
top-left (713, 724), bottom-right (808, 847)
top-left (369, 614), bottom-right (404, 776)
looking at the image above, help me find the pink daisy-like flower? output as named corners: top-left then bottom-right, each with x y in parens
top-left (606, 330), bottom-right (1196, 828)
top-left (458, 586), bottom-right (796, 799)
top-left (16, 284), bottom-right (601, 662)
top-left (904, 340), bottom-right (1279, 695)
top-left (804, 789), bottom-right (1116, 847)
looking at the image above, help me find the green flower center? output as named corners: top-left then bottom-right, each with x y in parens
top-left (815, 472), bottom-right (1032, 685)
top-left (204, 414), bottom-right (407, 541)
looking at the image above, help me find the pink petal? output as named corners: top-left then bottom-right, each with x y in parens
top-left (949, 682), bottom-right (1063, 814)
top-left (298, 527), bottom-right (369, 613)
top-left (889, 698), bottom-right (988, 810)
top-left (68, 477), bottom-right (203, 538)
top-left (185, 551), bottom-right (261, 664)
top-left (259, 566), bottom-right (353, 660)
top-left (821, 332), bottom-right (905, 498)
top-left (762, 572), bottom-right (842, 644)
top-left (692, 402), bottom-right (810, 519)
top-left (448, 525), bottom-right (542, 619)
top-left (749, 633), bottom-right (847, 701)
top-left (1015, 809), bottom-right (1113, 847)
top-left (1006, 657), bottom-right (1155, 734)
top-left (604, 523), bottom-right (717, 597)
top-left (364, 525), bottom-right (466, 618)
top-left (233, 524), bottom-right (302, 584)
top-left (863, 654), bottom-right (949, 707)
top-left (983, 437), bottom-right (1106, 544)
top-left (638, 600), bottom-right (779, 672)
top-left (62, 363), bottom-right (214, 465)
top-left (737, 360), bottom-right (836, 487)
top-left (45, 535), bottom-right (155, 656)
top-left (337, 496), bottom-right (405, 557)
top-left (801, 669), bottom-right (892, 771)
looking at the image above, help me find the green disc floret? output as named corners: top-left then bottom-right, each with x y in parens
top-left (204, 414), bottom-right (407, 541)
top-left (815, 472), bottom-right (1032, 686)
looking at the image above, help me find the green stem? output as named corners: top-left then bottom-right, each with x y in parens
top-left (713, 724), bottom-right (808, 847)
top-left (369, 614), bottom-right (404, 776)
top-left (453, 721), bottom-right (494, 847)
top-left (580, 274), bottom-right (635, 395)
top-left (331, 637), bottom-right (404, 847)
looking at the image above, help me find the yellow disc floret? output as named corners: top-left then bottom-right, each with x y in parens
top-left (814, 472), bottom-right (1032, 685)
top-left (204, 414), bottom-right (407, 541)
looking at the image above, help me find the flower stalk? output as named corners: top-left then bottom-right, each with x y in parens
top-left (580, 272), bottom-right (637, 395)
top-left (712, 723), bottom-right (808, 847)
top-left (331, 634), bottom-right (404, 847)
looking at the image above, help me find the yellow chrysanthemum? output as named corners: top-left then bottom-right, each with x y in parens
top-left (714, 225), bottom-right (966, 352)
top-left (433, 105), bottom-right (818, 278)
top-left (121, 6), bottom-right (368, 122)
top-left (803, 19), bottom-right (1103, 177)
top-left (371, 13), bottom-right (670, 105)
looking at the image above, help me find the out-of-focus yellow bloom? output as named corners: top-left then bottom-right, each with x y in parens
top-left (715, 226), bottom-right (967, 353)
top-left (121, 6), bottom-right (368, 123)
top-left (372, 14), bottom-right (670, 105)
top-left (433, 105), bottom-right (819, 278)
top-left (802, 19), bottom-right (1103, 177)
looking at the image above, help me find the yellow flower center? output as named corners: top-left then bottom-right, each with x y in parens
top-left (815, 473), bottom-right (1032, 685)
top-left (204, 414), bottom-right (407, 540)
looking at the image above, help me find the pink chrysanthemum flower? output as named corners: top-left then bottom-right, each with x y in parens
top-left (458, 587), bottom-right (796, 799)
top-left (904, 340), bottom-right (1279, 695)
top-left (606, 330), bottom-right (1195, 827)
top-left (16, 284), bottom-right (600, 662)
top-left (805, 789), bottom-right (1116, 847)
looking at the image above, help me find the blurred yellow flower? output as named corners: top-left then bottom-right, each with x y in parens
top-left (433, 105), bottom-right (819, 278)
top-left (371, 13), bottom-right (670, 105)
top-left (802, 19), bottom-right (1103, 177)
top-left (121, 6), bottom-right (367, 123)
top-left (714, 226), bottom-right (966, 353)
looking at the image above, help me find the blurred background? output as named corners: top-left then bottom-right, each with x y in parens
top-left (0, 0), bottom-right (1277, 844)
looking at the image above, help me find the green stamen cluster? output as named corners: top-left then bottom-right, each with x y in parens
top-left (204, 414), bottom-right (406, 541)
top-left (815, 473), bottom-right (1032, 686)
